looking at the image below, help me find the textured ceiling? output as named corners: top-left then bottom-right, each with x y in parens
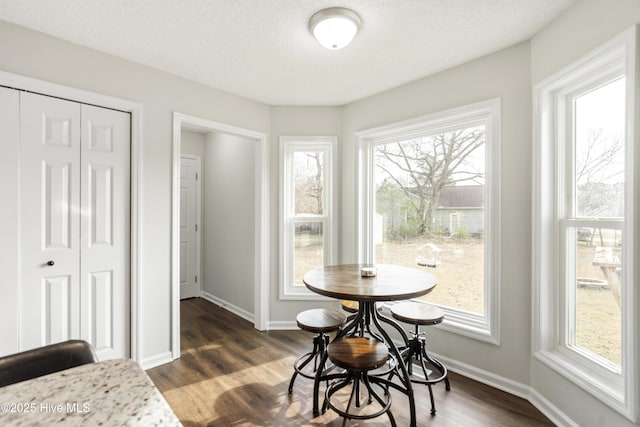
top-left (0, 0), bottom-right (575, 106)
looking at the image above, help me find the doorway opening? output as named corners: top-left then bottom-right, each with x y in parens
top-left (171, 113), bottom-right (269, 359)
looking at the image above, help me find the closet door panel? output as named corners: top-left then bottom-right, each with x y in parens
top-left (0, 87), bottom-right (20, 356)
top-left (19, 92), bottom-right (81, 351)
top-left (80, 104), bottom-right (130, 360)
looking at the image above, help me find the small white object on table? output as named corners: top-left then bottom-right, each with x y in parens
top-left (0, 358), bottom-right (181, 426)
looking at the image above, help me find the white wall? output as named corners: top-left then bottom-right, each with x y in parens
top-left (0, 20), bottom-right (270, 366)
top-left (530, 1), bottom-right (640, 426)
top-left (181, 130), bottom-right (206, 158)
top-left (202, 132), bottom-right (256, 315)
top-left (531, 0), bottom-right (640, 85)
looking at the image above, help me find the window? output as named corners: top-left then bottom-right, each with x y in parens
top-left (280, 136), bottom-right (336, 299)
top-left (533, 27), bottom-right (638, 420)
top-left (357, 99), bottom-right (501, 343)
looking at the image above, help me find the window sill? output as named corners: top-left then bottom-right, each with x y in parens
top-left (378, 301), bottom-right (500, 345)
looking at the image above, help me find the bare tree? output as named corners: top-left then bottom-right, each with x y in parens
top-left (376, 126), bottom-right (485, 234)
top-left (294, 152), bottom-right (323, 215)
top-left (576, 129), bottom-right (624, 184)
top-left (576, 129), bottom-right (625, 217)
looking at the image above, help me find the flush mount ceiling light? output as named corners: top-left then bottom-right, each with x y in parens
top-left (309, 7), bottom-right (361, 50)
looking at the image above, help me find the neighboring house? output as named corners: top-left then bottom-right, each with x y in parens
top-left (434, 185), bottom-right (484, 236)
top-left (375, 184), bottom-right (484, 241)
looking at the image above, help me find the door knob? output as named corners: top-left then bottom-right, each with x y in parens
top-left (46, 260), bottom-right (55, 266)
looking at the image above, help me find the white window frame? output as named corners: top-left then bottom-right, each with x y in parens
top-left (356, 98), bottom-right (501, 344)
top-left (279, 136), bottom-right (337, 300)
top-left (533, 26), bottom-right (639, 421)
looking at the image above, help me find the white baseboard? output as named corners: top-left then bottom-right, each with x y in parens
top-left (432, 351), bottom-right (530, 399)
top-left (529, 388), bottom-right (581, 427)
top-left (201, 291), bottom-right (255, 324)
top-left (267, 320), bottom-right (297, 330)
top-left (431, 351), bottom-right (577, 426)
top-left (140, 351), bottom-right (173, 370)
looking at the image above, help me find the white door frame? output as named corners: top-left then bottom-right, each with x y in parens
top-left (0, 70), bottom-right (143, 362)
top-left (171, 112), bottom-right (269, 359)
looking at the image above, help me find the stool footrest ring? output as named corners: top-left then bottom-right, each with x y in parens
top-left (293, 351), bottom-right (336, 380)
top-left (324, 371), bottom-right (396, 426)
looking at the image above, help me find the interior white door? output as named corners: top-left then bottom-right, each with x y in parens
top-left (19, 92), bottom-right (130, 360)
top-left (80, 104), bottom-right (130, 360)
top-left (180, 156), bottom-right (201, 299)
top-left (0, 88), bottom-right (22, 357)
top-left (20, 92), bottom-right (82, 351)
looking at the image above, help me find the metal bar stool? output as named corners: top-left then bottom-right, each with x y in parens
top-left (390, 301), bottom-right (451, 415)
top-left (324, 337), bottom-right (396, 426)
top-left (288, 309), bottom-right (346, 394)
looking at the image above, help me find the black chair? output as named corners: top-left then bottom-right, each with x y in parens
top-left (0, 340), bottom-right (98, 387)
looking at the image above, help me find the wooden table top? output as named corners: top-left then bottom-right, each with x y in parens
top-left (303, 264), bottom-right (436, 302)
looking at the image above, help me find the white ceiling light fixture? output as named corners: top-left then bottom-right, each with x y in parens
top-left (309, 7), bottom-right (362, 50)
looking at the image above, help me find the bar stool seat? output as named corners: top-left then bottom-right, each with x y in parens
top-left (391, 301), bottom-right (445, 326)
top-left (341, 300), bottom-right (359, 313)
top-left (324, 337), bottom-right (396, 426)
top-left (288, 309), bottom-right (346, 394)
top-left (390, 301), bottom-right (450, 415)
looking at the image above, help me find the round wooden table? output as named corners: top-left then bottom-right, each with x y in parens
top-left (303, 264), bottom-right (437, 427)
top-left (303, 263), bottom-right (436, 302)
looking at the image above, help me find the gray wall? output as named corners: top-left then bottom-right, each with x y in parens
top-left (202, 131), bottom-right (256, 314)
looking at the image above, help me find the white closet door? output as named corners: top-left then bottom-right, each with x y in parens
top-left (19, 92), bottom-right (130, 360)
top-left (0, 88), bottom-right (20, 356)
top-left (19, 92), bottom-right (82, 351)
top-left (80, 104), bottom-right (130, 360)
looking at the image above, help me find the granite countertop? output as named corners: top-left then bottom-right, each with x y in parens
top-left (0, 358), bottom-right (182, 426)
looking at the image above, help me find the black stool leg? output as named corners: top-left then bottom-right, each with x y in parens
top-left (289, 332), bottom-right (326, 394)
top-left (420, 340), bottom-right (450, 391)
top-left (401, 324), bottom-right (450, 416)
top-left (363, 374), bottom-right (396, 427)
top-left (325, 370), bottom-right (394, 426)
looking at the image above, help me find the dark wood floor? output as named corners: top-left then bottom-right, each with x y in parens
top-left (147, 298), bottom-right (553, 426)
